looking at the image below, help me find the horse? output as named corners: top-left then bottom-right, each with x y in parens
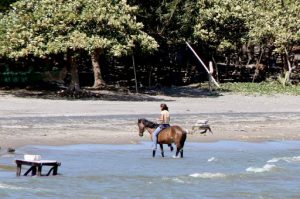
top-left (137, 118), bottom-right (187, 158)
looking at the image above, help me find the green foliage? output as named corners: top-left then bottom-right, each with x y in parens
top-left (0, 0), bottom-right (158, 59)
top-left (221, 82), bottom-right (300, 95)
top-left (246, 0), bottom-right (300, 53)
top-left (0, 0), bottom-right (299, 89)
top-left (194, 0), bottom-right (300, 55)
top-left (0, 0), bottom-right (18, 13)
top-left (194, 0), bottom-right (251, 53)
top-left (128, 0), bottom-right (197, 45)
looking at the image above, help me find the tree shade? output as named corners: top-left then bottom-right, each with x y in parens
top-left (0, 0), bottom-right (299, 89)
top-left (0, 0), bottom-right (158, 89)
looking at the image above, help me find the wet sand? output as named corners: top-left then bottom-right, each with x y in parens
top-left (0, 88), bottom-right (300, 148)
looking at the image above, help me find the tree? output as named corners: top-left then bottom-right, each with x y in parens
top-left (246, 0), bottom-right (300, 85)
top-left (0, 0), bottom-right (18, 13)
top-left (194, 0), bottom-right (251, 61)
top-left (127, 0), bottom-right (199, 86)
top-left (0, 0), bottom-right (158, 90)
top-left (192, 0), bottom-right (300, 84)
top-left (129, 0), bottom-right (197, 44)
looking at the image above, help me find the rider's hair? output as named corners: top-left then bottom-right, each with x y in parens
top-left (160, 103), bottom-right (169, 111)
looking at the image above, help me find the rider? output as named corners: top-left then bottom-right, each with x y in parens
top-left (152, 103), bottom-right (170, 151)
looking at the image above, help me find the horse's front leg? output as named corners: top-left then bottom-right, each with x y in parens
top-left (175, 148), bottom-right (179, 158)
top-left (152, 150), bottom-right (156, 157)
top-left (160, 144), bottom-right (164, 157)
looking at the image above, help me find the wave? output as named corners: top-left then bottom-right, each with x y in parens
top-left (189, 172), bottom-right (226, 179)
top-left (267, 156), bottom-right (300, 163)
top-left (0, 183), bottom-right (51, 193)
top-left (207, 157), bottom-right (217, 162)
top-left (246, 164), bottom-right (276, 173)
top-left (172, 178), bottom-right (185, 183)
top-left (0, 183), bottom-right (29, 190)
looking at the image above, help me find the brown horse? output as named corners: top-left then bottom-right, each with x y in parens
top-left (137, 118), bottom-right (187, 158)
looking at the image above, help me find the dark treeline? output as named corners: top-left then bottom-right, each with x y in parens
top-left (0, 0), bottom-right (299, 92)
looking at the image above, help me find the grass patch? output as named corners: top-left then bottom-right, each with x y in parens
top-left (219, 82), bottom-right (300, 95)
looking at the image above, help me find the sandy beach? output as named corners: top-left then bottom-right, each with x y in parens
top-left (0, 88), bottom-right (300, 149)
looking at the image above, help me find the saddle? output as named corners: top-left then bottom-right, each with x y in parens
top-left (159, 124), bottom-right (170, 133)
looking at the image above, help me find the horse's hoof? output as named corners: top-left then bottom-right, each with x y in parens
top-left (172, 155), bottom-right (180, 159)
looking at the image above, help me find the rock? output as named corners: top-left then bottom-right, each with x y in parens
top-left (7, 148), bottom-right (15, 153)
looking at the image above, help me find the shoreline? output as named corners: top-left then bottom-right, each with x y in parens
top-left (1, 89), bottom-right (300, 149)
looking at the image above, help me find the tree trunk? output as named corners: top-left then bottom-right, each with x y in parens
top-left (91, 49), bottom-right (106, 88)
top-left (68, 54), bottom-right (80, 91)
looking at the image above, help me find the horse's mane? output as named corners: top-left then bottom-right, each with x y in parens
top-left (138, 118), bottom-right (159, 128)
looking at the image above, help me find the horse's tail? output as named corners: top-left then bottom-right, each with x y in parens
top-left (172, 126), bottom-right (187, 148)
top-left (184, 128), bottom-right (189, 134)
top-left (181, 129), bottom-right (187, 148)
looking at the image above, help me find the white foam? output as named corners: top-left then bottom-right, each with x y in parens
top-left (172, 178), bottom-right (185, 183)
top-left (246, 164), bottom-right (276, 173)
top-left (189, 172), bottom-right (226, 179)
top-left (0, 183), bottom-right (28, 190)
top-left (207, 157), bottom-right (216, 162)
top-left (267, 156), bottom-right (300, 163)
top-left (0, 183), bottom-right (50, 192)
top-left (267, 158), bottom-right (279, 163)
top-left (162, 177), bottom-right (185, 184)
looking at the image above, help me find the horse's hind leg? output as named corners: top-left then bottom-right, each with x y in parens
top-left (168, 144), bottom-right (174, 152)
top-left (174, 147), bottom-right (183, 158)
top-left (173, 147), bottom-right (181, 158)
top-left (160, 144), bottom-right (164, 157)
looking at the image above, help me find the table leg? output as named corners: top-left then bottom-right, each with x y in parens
top-left (53, 165), bottom-right (58, 175)
top-left (16, 164), bottom-right (22, 176)
top-left (37, 166), bottom-right (42, 176)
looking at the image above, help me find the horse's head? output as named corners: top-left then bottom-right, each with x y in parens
top-left (138, 118), bottom-right (158, 137)
top-left (137, 119), bottom-right (145, 137)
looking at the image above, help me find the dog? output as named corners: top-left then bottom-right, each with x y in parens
top-left (191, 120), bottom-right (213, 135)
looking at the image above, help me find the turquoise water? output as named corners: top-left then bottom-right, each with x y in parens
top-left (1, 141), bottom-right (300, 199)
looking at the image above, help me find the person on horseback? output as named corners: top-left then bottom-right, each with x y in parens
top-left (152, 103), bottom-right (170, 151)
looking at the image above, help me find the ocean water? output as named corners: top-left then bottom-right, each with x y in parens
top-left (1, 141), bottom-right (300, 199)
top-left (0, 141), bottom-right (300, 199)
